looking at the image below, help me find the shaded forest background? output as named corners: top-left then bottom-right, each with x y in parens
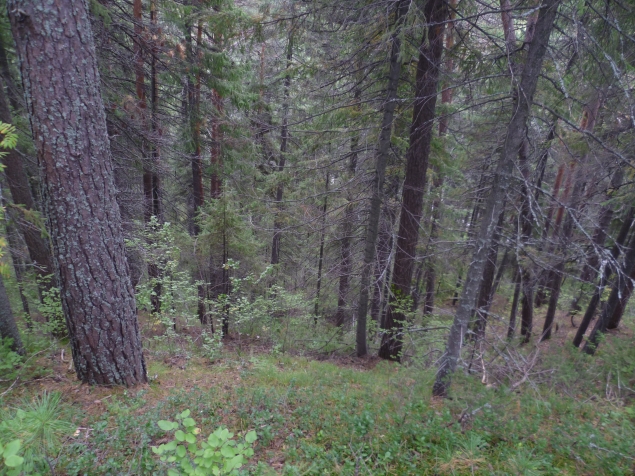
top-left (1, 0), bottom-right (635, 473)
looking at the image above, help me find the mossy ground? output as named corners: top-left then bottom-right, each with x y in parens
top-left (3, 325), bottom-right (635, 475)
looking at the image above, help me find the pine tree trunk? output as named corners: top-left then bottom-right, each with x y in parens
top-left (271, 31), bottom-right (293, 266)
top-left (433, 0), bottom-right (560, 397)
top-left (584, 228), bottom-right (635, 354)
top-left (573, 207), bottom-right (634, 346)
top-left (356, 0), bottom-right (407, 357)
top-left (379, 0), bottom-right (448, 361)
top-left (9, 0), bottom-right (147, 385)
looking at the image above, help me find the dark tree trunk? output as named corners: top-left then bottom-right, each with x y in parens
top-left (4, 210), bottom-right (30, 320)
top-left (471, 210), bottom-right (504, 340)
top-left (422, 0), bottom-right (457, 316)
top-left (379, 0), bottom-right (448, 361)
top-left (0, 273), bottom-right (23, 355)
top-left (508, 266), bottom-right (521, 338)
top-left (573, 207), bottom-right (634, 346)
top-left (433, 0), bottom-right (560, 397)
top-left (335, 91), bottom-right (360, 327)
top-left (606, 266), bottom-right (635, 330)
top-left (315, 172), bottom-right (329, 320)
top-left (541, 180), bottom-right (584, 341)
top-left (356, 0), bottom-right (407, 357)
top-left (0, 78), bottom-right (55, 288)
top-left (584, 228), bottom-right (635, 354)
top-left (271, 31), bottom-right (293, 266)
top-left (9, 0), bottom-right (147, 385)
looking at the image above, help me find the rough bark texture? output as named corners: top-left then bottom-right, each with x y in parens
top-left (379, 0), bottom-right (448, 361)
top-left (9, 0), bottom-right (147, 385)
top-left (0, 77), bottom-right (55, 285)
top-left (433, 0), bottom-right (560, 397)
top-left (355, 0), bottom-right (407, 357)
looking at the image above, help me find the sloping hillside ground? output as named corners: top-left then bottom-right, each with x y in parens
top-left (2, 302), bottom-right (635, 476)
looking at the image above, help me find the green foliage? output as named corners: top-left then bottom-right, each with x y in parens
top-left (0, 440), bottom-right (24, 475)
top-left (0, 392), bottom-right (72, 475)
top-left (152, 410), bottom-right (257, 475)
top-left (0, 122), bottom-right (17, 160)
top-left (0, 338), bottom-right (22, 381)
top-left (35, 275), bottom-right (66, 337)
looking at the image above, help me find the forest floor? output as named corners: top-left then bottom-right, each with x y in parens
top-left (2, 309), bottom-right (635, 475)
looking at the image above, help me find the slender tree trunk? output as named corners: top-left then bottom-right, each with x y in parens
top-left (370, 204), bottom-right (396, 323)
top-left (3, 208), bottom-right (30, 320)
top-left (148, 0), bottom-right (162, 313)
top-left (0, 273), bottom-right (23, 355)
top-left (379, 0), bottom-right (448, 361)
top-left (356, 0), bottom-right (408, 357)
top-left (433, 0), bottom-right (560, 397)
top-left (271, 30), bottom-right (294, 266)
top-left (471, 210), bottom-right (504, 340)
top-left (335, 91), bottom-right (360, 327)
top-left (422, 0), bottom-right (457, 316)
top-left (315, 171), bottom-right (329, 320)
top-left (573, 207), bottom-right (634, 346)
top-left (584, 228), bottom-right (635, 354)
top-left (0, 78), bottom-right (55, 288)
top-left (606, 266), bottom-right (635, 330)
top-left (9, 0), bottom-right (147, 385)
top-left (508, 265), bottom-right (521, 338)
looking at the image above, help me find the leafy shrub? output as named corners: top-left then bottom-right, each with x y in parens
top-left (0, 439), bottom-right (23, 475)
top-left (0, 338), bottom-right (22, 381)
top-left (152, 409), bottom-right (257, 475)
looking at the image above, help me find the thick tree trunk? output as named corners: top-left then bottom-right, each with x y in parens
top-left (356, 0), bottom-right (407, 357)
top-left (573, 207), bottom-right (634, 346)
top-left (9, 0), bottom-right (147, 385)
top-left (0, 78), bottom-right (55, 287)
top-left (433, 0), bottom-right (560, 397)
top-left (379, 0), bottom-right (448, 361)
top-left (271, 31), bottom-right (293, 266)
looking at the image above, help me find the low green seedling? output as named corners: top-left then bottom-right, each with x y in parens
top-left (152, 410), bottom-right (257, 475)
top-left (0, 439), bottom-right (24, 475)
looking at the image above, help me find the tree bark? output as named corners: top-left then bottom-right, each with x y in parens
top-left (379, 0), bottom-right (448, 361)
top-left (271, 30), bottom-right (293, 266)
top-left (433, 0), bottom-right (560, 397)
top-left (9, 0), bottom-right (147, 385)
top-left (583, 227), bottom-right (635, 354)
top-left (573, 207), bottom-right (634, 346)
top-left (356, 0), bottom-right (407, 357)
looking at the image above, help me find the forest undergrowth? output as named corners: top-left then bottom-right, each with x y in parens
top-left (1, 303), bottom-right (635, 476)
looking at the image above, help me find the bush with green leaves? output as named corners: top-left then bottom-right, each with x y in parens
top-left (0, 440), bottom-right (23, 475)
top-left (0, 338), bottom-right (22, 381)
top-left (36, 275), bottom-right (66, 337)
top-left (152, 410), bottom-right (257, 475)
